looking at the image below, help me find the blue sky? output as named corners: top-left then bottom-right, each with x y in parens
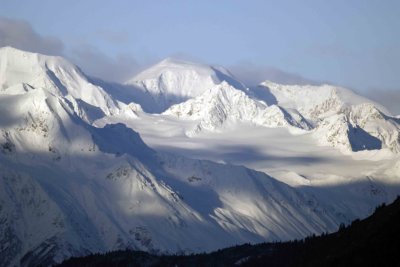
top-left (0, 0), bottom-right (399, 112)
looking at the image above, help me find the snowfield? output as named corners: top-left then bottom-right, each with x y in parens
top-left (0, 47), bottom-right (399, 266)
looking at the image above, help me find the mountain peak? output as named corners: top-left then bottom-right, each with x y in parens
top-left (0, 45), bottom-right (35, 54)
top-left (125, 58), bottom-right (244, 113)
top-left (157, 57), bottom-right (205, 67)
top-left (0, 46), bottom-right (119, 120)
top-left (0, 45), bottom-right (23, 53)
top-left (0, 45), bottom-right (67, 66)
top-left (258, 80), bottom-right (388, 115)
top-left (127, 58), bottom-right (223, 84)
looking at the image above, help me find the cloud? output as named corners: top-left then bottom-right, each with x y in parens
top-left (68, 44), bottom-right (143, 82)
top-left (0, 17), bottom-right (64, 55)
top-left (93, 29), bottom-right (130, 44)
top-left (229, 62), bottom-right (322, 87)
top-left (0, 16), bottom-right (328, 85)
top-left (0, 16), bottom-right (144, 82)
top-left (362, 89), bottom-right (400, 116)
top-left (306, 44), bottom-right (354, 59)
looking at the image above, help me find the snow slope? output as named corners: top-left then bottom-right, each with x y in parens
top-left (0, 46), bottom-right (122, 123)
top-left (163, 82), bottom-right (310, 136)
top-left (126, 58), bottom-right (400, 153)
top-left (0, 82), bottom-right (379, 266)
top-left (125, 58), bottom-right (245, 113)
top-left (257, 81), bottom-right (400, 153)
top-left (256, 81), bottom-right (387, 118)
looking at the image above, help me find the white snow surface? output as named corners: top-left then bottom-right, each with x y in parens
top-left (0, 46), bottom-right (122, 123)
top-left (255, 81), bottom-right (400, 152)
top-left (125, 58), bottom-right (245, 113)
top-left (163, 82), bottom-right (310, 136)
top-left (258, 81), bottom-right (389, 118)
top-left (1, 47), bottom-right (400, 266)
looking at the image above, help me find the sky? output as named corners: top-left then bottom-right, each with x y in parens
top-left (0, 0), bottom-right (399, 113)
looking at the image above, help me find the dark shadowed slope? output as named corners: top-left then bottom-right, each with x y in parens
top-left (57, 196), bottom-right (400, 267)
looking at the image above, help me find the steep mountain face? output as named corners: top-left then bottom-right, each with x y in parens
top-left (56, 196), bottom-right (400, 267)
top-left (257, 81), bottom-right (400, 153)
top-left (313, 103), bottom-right (400, 152)
top-left (163, 82), bottom-right (310, 136)
top-left (0, 46), bottom-right (121, 123)
top-left (255, 81), bottom-right (383, 118)
top-left (125, 58), bottom-right (245, 113)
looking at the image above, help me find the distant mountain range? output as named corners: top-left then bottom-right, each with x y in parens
top-left (0, 46), bottom-right (399, 266)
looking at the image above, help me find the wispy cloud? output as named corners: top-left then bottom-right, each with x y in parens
top-left (306, 43), bottom-right (354, 59)
top-left (69, 44), bottom-right (142, 82)
top-left (229, 62), bottom-right (322, 86)
top-left (0, 16), bottom-right (144, 82)
top-left (0, 17), bottom-right (64, 55)
top-left (92, 29), bottom-right (130, 44)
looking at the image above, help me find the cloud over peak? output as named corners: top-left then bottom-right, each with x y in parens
top-left (229, 62), bottom-right (322, 87)
top-left (0, 16), bottom-right (143, 83)
top-left (0, 17), bottom-right (64, 55)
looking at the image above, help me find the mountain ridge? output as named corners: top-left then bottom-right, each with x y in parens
top-left (125, 57), bottom-right (246, 113)
top-left (0, 46), bottom-right (399, 266)
top-left (55, 195), bottom-right (400, 267)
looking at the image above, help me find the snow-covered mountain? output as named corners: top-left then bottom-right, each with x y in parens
top-left (257, 81), bottom-right (400, 152)
top-left (127, 57), bottom-right (400, 153)
top-left (1, 47), bottom-right (400, 266)
top-left (0, 46), bottom-right (125, 123)
top-left (158, 74), bottom-right (399, 153)
top-left (125, 58), bottom-right (245, 113)
top-left (0, 66), bottom-right (360, 265)
top-left (163, 81), bottom-right (310, 136)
